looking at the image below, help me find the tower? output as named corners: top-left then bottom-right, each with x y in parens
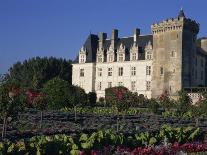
top-left (151, 9), bottom-right (199, 98)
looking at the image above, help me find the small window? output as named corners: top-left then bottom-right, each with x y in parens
top-left (119, 53), bottom-right (124, 62)
top-left (171, 51), bottom-right (175, 57)
top-left (160, 67), bottom-right (164, 75)
top-left (201, 59), bottom-right (204, 67)
top-left (131, 81), bottom-right (136, 91)
top-left (131, 67), bottom-right (136, 76)
top-left (118, 67), bottom-right (123, 76)
top-left (108, 55), bottom-right (113, 62)
top-left (108, 68), bottom-right (113, 76)
top-left (80, 55), bottom-right (85, 63)
top-left (201, 71), bottom-right (204, 80)
top-left (80, 69), bottom-right (84, 77)
top-left (108, 82), bottom-right (112, 88)
top-left (98, 68), bottom-right (102, 77)
top-left (118, 82), bottom-right (123, 86)
top-left (146, 66), bottom-right (151, 75)
top-left (132, 53), bottom-right (137, 61)
top-left (146, 81), bottom-right (151, 91)
top-left (97, 82), bottom-right (102, 90)
top-left (97, 55), bottom-right (103, 63)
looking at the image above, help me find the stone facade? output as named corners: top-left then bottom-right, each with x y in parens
top-left (72, 9), bottom-right (207, 100)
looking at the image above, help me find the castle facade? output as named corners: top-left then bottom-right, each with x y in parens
top-left (72, 10), bottom-right (207, 99)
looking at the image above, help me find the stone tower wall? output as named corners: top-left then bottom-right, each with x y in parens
top-left (151, 18), bottom-right (184, 98)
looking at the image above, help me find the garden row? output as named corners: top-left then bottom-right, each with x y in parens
top-left (0, 125), bottom-right (204, 155)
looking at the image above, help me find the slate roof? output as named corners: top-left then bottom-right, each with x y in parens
top-left (73, 34), bottom-right (153, 63)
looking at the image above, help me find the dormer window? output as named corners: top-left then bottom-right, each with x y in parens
top-left (79, 47), bottom-right (86, 63)
top-left (80, 55), bottom-right (85, 63)
top-left (107, 45), bottom-right (114, 62)
top-left (117, 43), bottom-right (125, 62)
top-left (119, 54), bottom-right (124, 62)
top-left (145, 41), bottom-right (153, 60)
top-left (97, 48), bottom-right (104, 63)
top-left (130, 42), bottom-right (138, 61)
top-left (132, 53), bottom-right (137, 61)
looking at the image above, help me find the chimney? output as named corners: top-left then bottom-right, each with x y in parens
top-left (134, 28), bottom-right (140, 42)
top-left (111, 29), bottom-right (118, 48)
top-left (99, 32), bottom-right (107, 49)
top-left (201, 39), bottom-right (207, 52)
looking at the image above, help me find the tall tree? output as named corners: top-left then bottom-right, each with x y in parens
top-left (8, 57), bottom-right (72, 89)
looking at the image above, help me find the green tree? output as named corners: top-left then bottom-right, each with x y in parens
top-left (176, 90), bottom-right (192, 116)
top-left (87, 92), bottom-right (97, 107)
top-left (148, 98), bottom-right (160, 114)
top-left (158, 91), bottom-right (174, 111)
top-left (67, 86), bottom-right (87, 121)
top-left (42, 77), bottom-right (71, 110)
top-left (8, 57), bottom-right (72, 89)
top-left (0, 80), bottom-right (25, 140)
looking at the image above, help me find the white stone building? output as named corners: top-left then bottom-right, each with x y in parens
top-left (72, 10), bottom-right (207, 100)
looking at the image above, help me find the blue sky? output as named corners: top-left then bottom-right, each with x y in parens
top-left (1, 0), bottom-right (207, 74)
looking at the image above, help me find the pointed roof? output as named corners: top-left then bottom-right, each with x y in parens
top-left (178, 8), bottom-right (185, 18)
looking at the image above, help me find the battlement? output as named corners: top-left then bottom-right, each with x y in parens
top-left (151, 9), bottom-right (199, 35)
top-left (151, 17), bottom-right (184, 34)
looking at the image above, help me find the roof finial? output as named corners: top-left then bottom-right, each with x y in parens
top-left (178, 7), bottom-right (185, 18)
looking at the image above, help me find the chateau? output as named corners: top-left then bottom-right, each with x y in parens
top-left (72, 10), bottom-right (207, 100)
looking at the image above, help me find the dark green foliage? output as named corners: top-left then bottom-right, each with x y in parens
top-left (87, 92), bottom-right (97, 107)
top-left (8, 57), bottom-right (72, 89)
top-left (158, 91), bottom-right (175, 111)
top-left (42, 77), bottom-right (71, 110)
top-left (67, 85), bottom-right (87, 108)
top-left (147, 98), bottom-right (160, 114)
top-left (176, 91), bottom-right (192, 115)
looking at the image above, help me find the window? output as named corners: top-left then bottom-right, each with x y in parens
top-left (201, 71), bottom-right (204, 80)
top-left (132, 53), bottom-right (137, 61)
top-left (146, 66), bottom-right (151, 75)
top-left (171, 51), bottom-right (175, 57)
top-left (80, 55), bottom-right (85, 63)
top-left (79, 81), bottom-right (84, 88)
top-left (201, 59), bottom-right (204, 67)
top-left (97, 82), bottom-right (102, 90)
top-left (196, 57), bottom-right (197, 66)
top-left (109, 55), bottom-right (113, 62)
top-left (80, 69), bottom-right (84, 77)
top-left (118, 82), bottom-right (123, 86)
top-left (108, 68), bottom-right (113, 76)
top-left (146, 52), bottom-right (152, 60)
top-left (118, 67), bottom-right (123, 76)
top-left (119, 54), bottom-right (124, 62)
top-left (131, 67), bottom-right (136, 76)
top-left (146, 81), bottom-right (151, 91)
top-left (160, 67), bottom-right (164, 75)
top-left (108, 82), bottom-right (112, 88)
top-left (131, 81), bottom-right (136, 91)
top-left (195, 70), bottom-right (197, 79)
top-left (97, 55), bottom-right (103, 63)
top-left (98, 68), bottom-right (102, 77)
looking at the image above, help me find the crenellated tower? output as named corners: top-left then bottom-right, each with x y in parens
top-left (151, 9), bottom-right (199, 97)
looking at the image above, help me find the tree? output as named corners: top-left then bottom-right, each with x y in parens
top-left (105, 86), bottom-right (131, 132)
top-left (87, 92), bottom-right (97, 107)
top-left (42, 77), bottom-right (71, 110)
top-left (158, 91), bottom-right (174, 111)
top-left (176, 90), bottom-right (192, 116)
top-left (26, 89), bottom-right (48, 129)
top-left (67, 85), bottom-right (87, 121)
top-left (8, 57), bottom-right (72, 89)
top-left (0, 80), bottom-right (25, 140)
top-left (147, 98), bottom-right (160, 114)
